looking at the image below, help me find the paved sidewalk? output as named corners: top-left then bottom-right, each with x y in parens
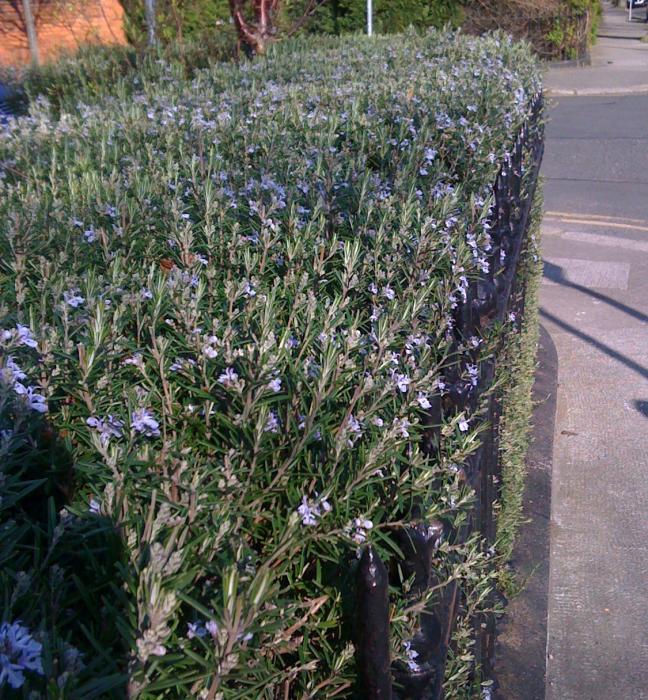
top-left (541, 5), bottom-right (648, 697)
top-left (546, 1), bottom-right (648, 95)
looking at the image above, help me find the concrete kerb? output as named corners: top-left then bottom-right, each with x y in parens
top-left (544, 53), bottom-right (592, 69)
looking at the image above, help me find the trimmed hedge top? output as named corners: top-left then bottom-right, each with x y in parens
top-left (0, 31), bottom-right (541, 698)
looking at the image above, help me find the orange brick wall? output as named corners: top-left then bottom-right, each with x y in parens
top-left (0, 0), bottom-right (126, 66)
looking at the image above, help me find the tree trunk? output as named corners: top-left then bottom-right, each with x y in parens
top-left (21, 0), bottom-right (39, 65)
top-left (144, 0), bottom-right (157, 47)
top-left (229, 0), bottom-right (278, 55)
top-left (228, 0), bottom-right (323, 55)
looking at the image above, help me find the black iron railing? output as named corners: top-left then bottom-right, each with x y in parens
top-left (355, 94), bottom-right (545, 700)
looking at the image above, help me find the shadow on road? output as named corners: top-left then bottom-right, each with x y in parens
top-left (540, 307), bottom-right (648, 382)
top-left (543, 260), bottom-right (648, 325)
top-left (634, 400), bottom-right (648, 418)
top-left (541, 261), bottom-right (648, 417)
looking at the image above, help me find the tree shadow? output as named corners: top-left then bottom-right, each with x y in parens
top-left (634, 400), bottom-right (648, 418)
top-left (543, 260), bottom-right (648, 326)
top-left (540, 307), bottom-right (648, 381)
top-left (541, 259), bottom-right (648, 385)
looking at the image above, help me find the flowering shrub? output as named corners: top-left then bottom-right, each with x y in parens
top-left (0, 31), bottom-right (541, 697)
top-left (4, 39), bottom-right (236, 120)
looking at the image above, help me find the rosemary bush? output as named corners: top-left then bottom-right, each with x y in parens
top-left (0, 31), bottom-right (541, 698)
top-left (10, 37), bottom-right (236, 118)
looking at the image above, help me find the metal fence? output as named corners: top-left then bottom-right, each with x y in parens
top-left (355, 94), bottom-right (545, 700)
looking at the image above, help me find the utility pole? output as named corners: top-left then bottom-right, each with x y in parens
top-left (144, 0), bottom-right (157, 47)
top-left (21, 0), bottom-right (40, 65)
top-left (367, 0), bottom-right (372, 36)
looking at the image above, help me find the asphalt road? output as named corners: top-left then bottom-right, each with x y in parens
top-left (541, 94), bottom-right (648, 700)
top-left (543, 95), bottom-right (648, 221)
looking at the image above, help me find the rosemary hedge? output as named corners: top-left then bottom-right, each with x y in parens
top-left (0, 32), bottom-right (541, 698)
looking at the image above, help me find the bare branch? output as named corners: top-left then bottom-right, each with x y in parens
top-left (229, 0), bottom-right (260, 48)
top-left (286, 0), bottom-right (327, 38)
top-left (228, 0), bottom-right (327, 53)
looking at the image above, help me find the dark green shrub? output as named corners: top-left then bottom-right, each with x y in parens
top-left (299, 0), bottom-right (462, 34)
top-left (119, 0), bottom-right (232, 45)
top-left (117, 0), bottom-right (463, 44)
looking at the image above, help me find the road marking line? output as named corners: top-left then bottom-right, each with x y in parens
top-left (545, 217), bottom-right (648, 234)
top-left (545, 210), bottom-right (648, 226)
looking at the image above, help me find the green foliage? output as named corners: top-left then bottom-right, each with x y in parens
top-left (119, 0), bottom-right (231, 45)
top-left (567, 0), bottom-right (599, 12)
top-left (18, 44), bottom-right (137, 111)
top-left (465, 0), bottom-right (600, 61)
top-left (588, 0), bottom-right (603, 42)
top-left (0, 32), bottom-right (541, 697)
top-left (549, 0), bottom-right (602, 57)
top-left (286, 0), bottom-right (463, 34)
top-left (546, 22), bottom-right (566, 51)
top-left (16, 39), bottom-right (235, 116)
top-left (7, 0), bottom-right (468, 108)
top-left (116, 0), bottom-right (463, 45)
